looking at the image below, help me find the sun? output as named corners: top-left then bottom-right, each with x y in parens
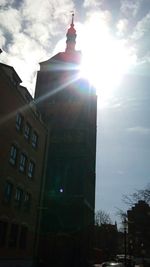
top-left (78, 13), bottom-right (136, 106)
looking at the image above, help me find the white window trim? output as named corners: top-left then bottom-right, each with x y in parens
top-left (19, 154), bottom-right (27, 172)
top-left (24, 123), bottom-right (31, 140)
top-left (32, 132), bottom-right (38, 148)
top-left (9, 145), bottom-right (17, 165)
top-left (16, 113), bottom-right (23, 131)
top-left (15, 188), bottom-right (23, 202)
top-left (28, 161), bottom-right (35, 178)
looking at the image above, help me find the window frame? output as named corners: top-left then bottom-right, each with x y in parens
top-left (19, 153), bottom-right (27, 173)
top-left (32, 131), bottom-right (38, 149)
top-left (24, 122), bottom-right (31, 141)
top-left (16, 113), bottom-right (23, 132)
top-left (4, 181), bottom-right (13, 203)
top-left (28, 160), bottom-right (35, 178)
top-left (14, 188), bottom-right (23, 207)
top-left (9, 145), bottom-right (18, 166)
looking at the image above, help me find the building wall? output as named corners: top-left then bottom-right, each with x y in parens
top-left (127, 200), bottom-right (150, 257)
top-left (94, 224), bottom-right (118, 260)
top-left (35, 52), bottom-right (97, 266)
top-left (0, 64), bottom-right (47, 266)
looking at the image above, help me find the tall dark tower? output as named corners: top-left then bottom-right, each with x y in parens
top-left (35, 14), bottom-right (97, 267)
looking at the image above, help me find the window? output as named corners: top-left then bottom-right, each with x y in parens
top-left (8, 223), bottom-right (19, 247)
top-left (16, 113), bottom-right (23, 131)
top-left (23, 192), bottom-right (31, 211)
top-left (32, 131), bottom-right (38, 148)
top-left (19, 226), bottom-right (28, 249)
top-left (24, 123), bottom-right (31, 141)
top-left (14, 188), bottom-right (23, 207)
top-left (19, 153), bottom-right (27, 172)
top-left (9, 145), bottom-right (17, 165)
top-left (0, 221), bottom-right (8, 246)
top-left (28, 161), bottom-right (35, 178)
top-left (4, 181), bottom-right (13, 202)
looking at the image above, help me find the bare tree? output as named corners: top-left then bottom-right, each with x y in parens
top-left (95, 209), bottom-right (112, 226)
top-left (116, 184), bottom-right (150, 230)
top-left (116, 208), bottom-right (127, 220)
top-left (122, 184), bottom-right (150, 207)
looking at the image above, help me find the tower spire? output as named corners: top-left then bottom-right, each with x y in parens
top-left (65, 12), bottom-right (76, 53)
top-left (71, 11), bottom-right (74, 26)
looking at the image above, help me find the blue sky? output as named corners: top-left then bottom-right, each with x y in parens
top-left (0, 0), bottom-right (150, 223)
top-left (96, 73), bottom-right (150, 222)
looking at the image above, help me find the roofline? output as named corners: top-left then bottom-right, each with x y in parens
top-left (0, 62), bottom-right (22, 83)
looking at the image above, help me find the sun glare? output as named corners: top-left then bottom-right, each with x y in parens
top-left (78, 13), bottom-right (136, 106)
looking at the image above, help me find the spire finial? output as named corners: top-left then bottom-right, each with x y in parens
top-left (71, 11), bottom-right (74, 27)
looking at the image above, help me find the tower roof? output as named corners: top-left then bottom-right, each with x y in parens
top-left (66, 13), bottom-right (77, 52)
top-left (39, 13), bottom-right (81, 66)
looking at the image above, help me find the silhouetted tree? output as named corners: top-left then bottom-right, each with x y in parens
top-left (116, 184), bottom-right (150, 230)
top-left (95, 210), bottom-right (112, 226)
top-left (122, 184), bottom-right (150, 207)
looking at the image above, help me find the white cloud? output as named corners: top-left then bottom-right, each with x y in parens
top-left (116, 19), bottom-right (129, 36)
top-left (24, 23), bottom-right (52, 48)
top-left (120, 0), bottom-right (142, 17)
top-left (83, 0), bottom-right (103, 8)
top-left (127, 126), bottom-right (150, 135)
top-left (130, 12), bottom-right (150, 62)
top-left (132, 12), bottom-right (150, 40)
top-left (22, 0), bottom-right (74, 35)
top-left (0, 7), bottom-right (22, 34)
top-left (0, 0), bottom-right (75, 94)
top-left (0, 29), bottom-right (6, 47)
top-left (84, 9), bottom-right (112, 28)
top-left (0, 0), bottom-right (14, 6)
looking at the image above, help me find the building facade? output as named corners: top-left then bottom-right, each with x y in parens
top-left (127, 200), bottom-right (150, 258)
top-left (35, 15), bottom-right (97, 266)
top-left (94, 223), bottom-right (118, 261)
top-left (0, 63), bottom-right (47, 267)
